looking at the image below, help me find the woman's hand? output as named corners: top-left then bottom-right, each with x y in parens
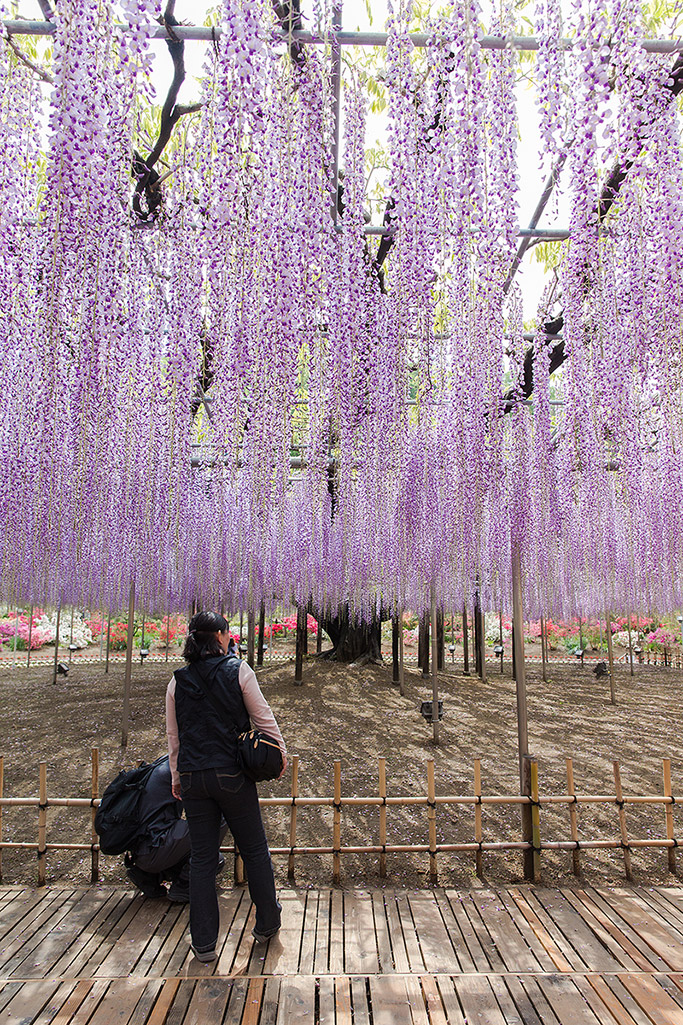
top-left (172, 781), bottom-right (182, 801)
top-left (278, 754), bottom-right (288, 779)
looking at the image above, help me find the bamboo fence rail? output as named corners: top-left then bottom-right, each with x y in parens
top-left (0, 751), bottom-right (680, 886)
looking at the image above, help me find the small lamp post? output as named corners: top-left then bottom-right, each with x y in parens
top-left (494, 644), bottom-right (504, 673)
top-left (68, 642), bottom-right (78, 663)
top-left (634, 645), bottom-right (643, 664)
top-left (448, 642), bottom-right (455, 664)
top-left (140, 647), bottom-right (149, 664)
top-left (575, 647), bottom-right (585, 667)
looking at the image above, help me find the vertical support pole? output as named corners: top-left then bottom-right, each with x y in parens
top-left (479, 605), bottom-right (487, 683)
top-left (12, 606), bottom-right (18, 668)
top-left (98, 609), bottom-right (105, 663)
top-left (427, 758), bottom-right (437, 884)
top-left (247, 607), bottom-right (255, 668)
top-left (288, 755), bottom-right (299, 880)
top-left (462, 603), bottom-right (470, 676)
top-left (511, 542), bottom-right (529, 788)
top-left (91, 748), bottom-right (99, 883)
top-left (530, 758), bottom-right (541, 883)
top-left (613, 761), bottom-right (632, 880)
top-left (606, 612), bottom-right (616, 704)
top-left (27, 606), bottom-right (33, 668)
top-left (294, 605), bottom-right (306, 685)
top-left (121, 580), bottom-right (135, 750)
top-left (38, 762), bottom-right (47, 886)
top-left (566, 758), bottom-right (581, 877)
top-left (257, 603), bottom-right (266, 666)
top-left (52, 603), bottom-right (61, 685)
top-left (430, 586), bottom-right (439, 746)
top-left (379, 757), bottom-right (387, 878)
top-left (474, 758), bottom-right (483, 879)
top-left (418, 611), bottom-right (429, 677)
top-left (473, 594), bottom-right (482, 678)
top-left (540, 616), bottom-right (547, 683)
top-left (398, 607), bottom-right (405, 697)
top-left (392, 613), bottom-right (400, 685)
top-left (627, 611), bottom-right (634, 677)
top-left (0, 755), bottom-right (3, 883)
top-left (164, 609), bottom-right (170, 664)
top-left (316, 615), bottom-right (323, 655)
top-left (663, 758), bottom-right (676, 876)
top-left (521, 757), bottom-right (534, 881)
top-left (333, 760), bottom-right (341, 885)
top-left (68, 607), bottom-right (75, 662)
top-left (105, 609), bottom-right (112, 673)
top-left (437, 607), bottom-right (444, 671)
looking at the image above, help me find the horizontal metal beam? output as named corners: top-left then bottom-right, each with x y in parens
top-left (3, 20), bottom-right (682, 54)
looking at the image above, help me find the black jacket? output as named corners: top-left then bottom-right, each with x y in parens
top-left (174, 656), bottom-right (250, 774)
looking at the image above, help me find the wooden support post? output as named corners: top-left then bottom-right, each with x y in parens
top-left (606, 612), bottom-right (616, 704)
top-left (333, 760), bottom-right (341, 885)
top-left (27, 606), bottom-right (33, 668)
top-left (427, 758), bottom-right (438, 884)
top-left (294, 605), bottom-right (306, 685)
top-left (105, 609), bottom-right (112, 673)
top-left (98, 609), bottom-right (105, 663)
top-left (418, 611), bottom-right (430, 677)
top-left (0, 755), bottom-right (3, 883)
top-left (288, 755), bottom-right (299, 880)
top-left (521, 756), bottom-right (534, 881)
top-left (38, 762), bottom-right (47, 886)
top-left (437, 607), bottom-right (444, 671)
top-left (512, 542), bottom-right (529, 792)
top-left (473, 594), bottom-right (482, 678)
top-left (379, 757), bottom-right (387, 878)
top-left (430, 586), bottom-right (440, 746)
top-left (247, 608), bottom-right (255, 668)
top-left (398, 608), bottom-right (405, 697)
top-left (474, 758), bottom-right (483, 879)
top-left (462, 603), bottom-right (470, 676)
top-left (316, 616), bottom-right (323, 654)
top-left (663, 758), bottom-right (676, 875)
top-left (52, 603), bottom-right (61, 685)
top-left (91, 748), bottom-right (99, 883)
top-left (121, 580), bottom-right (135, 751)
top-left (613, 761), bottom-right (632, 880)
top-left (627, 611), bottom-right (634, 677)
top-left (530, 757), bottom-right (541, 883)
top-left (540, 616), bottom-right (548, 683)
top-left (566, 757), bottom-right (581, 877)
top-left (257, 603), bottom-right (266, 666)
top-left (392, 613), bottom-right (400, 684)
top-left (479, 605), bottom-right (487, 683)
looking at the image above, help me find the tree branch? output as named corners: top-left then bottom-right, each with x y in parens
top-left (6, 34), bottom-right (53, 84)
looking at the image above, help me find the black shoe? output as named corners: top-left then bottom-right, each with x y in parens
top-left (126, 865), bottom-right (167, 899)
top-left (191, 944), bottom-right (217, 962)
top-left (252, 925), bottom-right (280, 944)
top-left (167, 887), bottom-right (190, 904)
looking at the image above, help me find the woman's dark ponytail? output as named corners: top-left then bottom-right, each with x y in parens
top-left (183, 611), bottom-right (230, 663)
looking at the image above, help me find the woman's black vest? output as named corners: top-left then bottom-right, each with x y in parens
top-left (174, 656), bottom-right (250, 773)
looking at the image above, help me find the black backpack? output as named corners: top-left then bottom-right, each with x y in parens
top-left (94, 756), bottom-right (166, 855)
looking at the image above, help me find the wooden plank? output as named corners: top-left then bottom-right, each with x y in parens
top-left (536, 975), bottom-right (605, 1025)
top-left (601, 888), bottom-right (683, 971)
top-left (343, 890), bottom-right (379, 975)
top-left (587, 975), bottom-right (656, 1025)
top-left (27, 981), bottom-right (80, 1025)
top-left (0, 891), bottom-right (76, 975)
top-left (512, 890), bottom-right (588, 971)
top-left (95, 896), bottom-right (172, 978)
top-left (443, 892), bottom-right (491, 971)
top-left (370, 892), bottom-right (395, 974)
top-left (335, 976), bottom-right (353, 1025)
top-left (144, 901), bottom-right (192, 978)
top-left (457, 895), bottom-right (507, 972)
top-left (488, 975), bottom-right (551, 1025)
top-left (275, 976), bottom-right (316, 1025)
top-left (51, 892), bottom-right (131, 979)
top-left (573, 975), bottom-right (635, 1025)
top-left (0, 980), bottom-right (72, 1025)
top-left (58, 980), bottom-right (110, 1025)
top-left (403, 975), bottom-right (429, 1025)
top-left (131, 905), bottom-right (187, 978)
top-left (571, 889), bottom-right (670, 971)
top-left (312, 891), bottom-right (330, 976)
top-left (82, 895), bottom-right (151, 977)
top-left (620, 974), bottom-right (683, 1025)
top-left (420, 976), bottom-right (449, 1025)
top-left (536, 888), bottom-right (624, 971)
top-left (329, 890), bottom-right (344, 975)
top-left (297, 891), bottom-right (319, 975)
top-left (504, 975), bottom-right (562, 1025)
top-left (213, 889), bottom-right (252, 976)
top-left (640, 888), bottom-right (683, 931)
top-left (0, 890), bottom-right (51, 942)
top-left (406, 893), bottom-right (461, 975)
top-left (395, 893), bottom-right (426, 973)
top-left (126, 980), bottom-right (165, 1025)
top-left (562, 889), bottom-right (653, 971)
top-left (502, 890), bottom-right (572, 972)
top-left (382, 892), bottom-right (411, 974)
top-left (368, 976), bottom-right (412, 1025)
top-left (455, 976), bottom-right (507, 1025)
top-left (87, 978), bottom-right (149, 1025)
top-left (350, 976), bottom-right (371, 1025)
top-left (434, 977), bottom-right (466, 1025)
top-left (471, 891), bottom-right (543, 972)
top-left (164, 980), bottom-right (196, 1025)
top-left (13, 889), bottom-right (118, 979)
top-left (241, 978), bottom-right (265, 1025)
top-left (258, 978), bottom-right (280, 1025)
top-left (318, 977), bottom-right (335, 1025)
top-left (34, 981), bottom-right (94, 1025)
top-left (145, 979), bottom-right (182, 1025)
top-left (433, 894), bottom-right (476, 974)
top-left (264, 889), bottom-right (306, 975)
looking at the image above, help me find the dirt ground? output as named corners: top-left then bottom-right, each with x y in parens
top-left (0, 653), bottom-right (681, 891)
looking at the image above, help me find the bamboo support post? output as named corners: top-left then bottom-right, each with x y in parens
top-left (392, 614), bottom-right (400, 684)
top-left (606, 612), bottom-right (616, 703)
top-left (121, 581), bottom-right (135, 750)
top-left (379, 757), bottom-right (387, 878)
top-left (294, 606), bottom-right (305, 684)
top-left (663, 758), bottom-right (676, 875)
top-left (474, 758), bottom-right (483, 879)
top-left (428, 758), bottom-right (438, 884)
top-left (430, 586), bottom-right (439, 746)
top-left (521, 756), bottom-right (534, 881)
top-left (479, 606), bottom-right (487, 682)
top-left (530, 758), bottom-right (541, 882)
top-left (288, 755), bottom-right (299, 880)
top-left (0, 755), bottom-right (3, 882)
top-left (247, 608), bottom-right (255, 667)
top-left (462, 603), bottom-right (470, 675)
top-left (38, 762), bottom-right (47, 886)
top-left (105, 609), bottom-right (112, 673)
top-left (566, 757), bottom-right (581, 876)
top-left (398, 608), bottom-right (405, 696)
top-left (90, 748), bottom-right (99, 883)
top-left (613, 761), bottom-right (633, 880)
top-left (257, 603), bottom-right (265, 666)
top-left (52, 603), bottom-right (61, 685)
top-left (333, 760), bottom-right (341, 884)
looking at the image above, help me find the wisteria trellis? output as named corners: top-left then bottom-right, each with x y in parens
top-left (0, 0), bottom-right (682, 623)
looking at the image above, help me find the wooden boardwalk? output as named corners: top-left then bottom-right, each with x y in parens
top-left (3, 886), bottom-right (683, 1023)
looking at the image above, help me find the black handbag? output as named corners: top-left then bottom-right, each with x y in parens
top-left (191, 660), bottom-right (283, 783)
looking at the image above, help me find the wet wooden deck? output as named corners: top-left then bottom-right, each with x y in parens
top-left (3, 884), bottom-right (683, 1023)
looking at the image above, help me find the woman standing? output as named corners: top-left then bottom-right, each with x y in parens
top-left (166, 611), bottom-right (287, 962)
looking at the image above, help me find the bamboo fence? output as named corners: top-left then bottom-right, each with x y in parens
top-left (0, 751), bottom-right (680, 887)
